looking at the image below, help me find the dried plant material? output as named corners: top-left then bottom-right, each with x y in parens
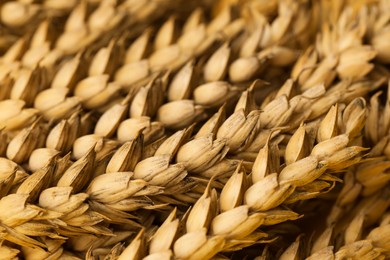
top-left (133, 155), bottom-right (187, 187)
top-left (337, 45), bottom-right (376, 80)
top-left (38, 186), bottom-right (104, 236)
top-left (149, 45), bottom-right (181, 71)
top-left (372, 29), bottom-right (390, 63)
top-left (234, 82), bottom-right (258, 113)
top-left (301, 56), bottom-right (338, 91)
top-left (106, 135), bottom-right (143, 173)
top-left (177, 24), bottom-right (207, 52)
top-left (39, 50), bottom-right (64, 78)
top-left (94, 100), bottom-right (128, 138)
top-left (1, 2), bottom-right (39, 27)
top-left (173, 229), bottom-right (225, 260)
top-left (245, 173), bottom-right (294, 211)
top-left (229, 57), bottom-right (260, 83)
top-left (0, 74), bottom-right (13, 101)
top-left (142, 251), bottom-right (173, 260)
top-left (155, 126), bottom-right (193, 161)
top-left (22, 42), bottom-right (51, 69)
top-left (1, 38), bottom-right (28, 64)
top-left (311, 134), bottom-right (349, 161)
top-left (258, 46), bottom-right (298, 67)
top-left (200, 159), bottom-right (240, 179)
top-left (356, 160), bottom-right (390, 196)
top-left (21, 238), bottom-right (65, 260)
top-left (344, 213), bottom-right (364, 244)
top-left (62, 0), bottom-right (86, 31)
top-left (279, 238), bottom-right (301, 260)
top-left (154, 16), bottom-right (176, 50)
top-left (11, 68), bottom-right (42, 106)
top-left (219, 165), bottom-right (247, 212)
top-left (35, 88), bottom-right (69, 113)
top-left (196, 104), bottom-right (226, 138)
top-left (57, 148), bottom-right (95, 193)
top-left (72, 134), bottom-right (118, 160)
top-left (168, 60), bottom-right (196, 101)
top-left (291, 46), bottom-right (318, 83)
top-left (28, 148), bottom-right (60, 172)
top-left (194, 81), bottom-right (239, 108)
top-left (88, 0), bottom-right (124, 32)
top-left (117, 117), bottom-right (164, 144)
top-left (75, 75), bottom-right (121, 109)
top-left (306, 246), bottom-right (334, 260)
top-left (115, 60), bottom-right (151, 87)
top-left (252, 139), bottom-right (271, 183)
top-left (367, 224), bottom-right (390, 250)
top-left (34, 88), bottom-right (81, 121)
top-left (51, 53), bottom-right (84, 91)
top-left (0, 99), bottom-right (39, 131)
top-left (130, 78), bottom-right (164, 118)
top-left (176, 134), bottom-right (228, 173)
top-left (0, 157), bottom-right (28, 190)
top-left (285, 125), bottom-right (311, 165)
top-left (208, 6), bottom-right (231, 34)
top-left (0, 245), bottom-right (19, 260)
top-left (204, 43), bottom-right (231, 82)
top-left (89, 40), bottom-right (121, 77)
top-left (125, 30), bottom-right (151, 64)
top-left (87, 171), bottom-right (162, 212)
top-left (240, 27), bottom-right (262, 58)
top-left (183, 8), bottom-right (204, 33)
top-left (55, 15), bottom-right (96, 49)
top-left (311, 227), bottom-right (333, 254)
top-left (118, 229), bottom-right (146, 260)
top-left (334, 240), bottom-right (374, 259)
top-left (6, 122), bottom-right (41, 164)
top-left (46, 112), bottom-right (80, 152)
top-left (0, 0), bottom-right (390, 258)
top-left (216, 109), bottom-right (260, 152)
top-left (149, 208), bottom-right (179, 254)
top-left (259, 95), bottom-right (289, 129)
top-left (157, 100), bottom-right (204, 129)
top-left (210, 205), bottom-right (264, 239)
top-left (16, 161), bottom-right (55, 202)
top-left (317, 104), bottom-right (338, 142)
top-left (279, 157), bottom-right (325, 187)
top-left (186, 184), bottom-right (217, 232)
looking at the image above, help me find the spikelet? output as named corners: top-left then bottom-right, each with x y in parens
top-left (176, 134), bottom-right (229, 173)
top-left (46, 112), bottom-right (81, 153)
top-left (157, 100), bottom-right (204, 129)
top-left (193, 81), bottom-right (239, 108)
top-left (117, 116), bottom-right (164, 144)
top-left (106, 134), bottom-right (143, 173)
top-left (168, 60), bottom-right (197, 101)
top-left (216, 109), bottom-right (260, 152)
top-left (72, 134), bottom-right (118, 161)
top-left (34, 88), bottom-right (81, 121)
top-left (1, 2), bottom-right (40, 28)
top-left (130, 77), bottom-right (164, 118)
top-left (51, 53), bottom-right (84, 91)
top-left (74, 75), bottom-right (121, 110)
top-left (0, 99), bottom-right (39, 131)
top-left (6, 121), bottom-right (42, 164)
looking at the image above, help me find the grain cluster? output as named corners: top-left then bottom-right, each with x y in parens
top-left (0, 0), bottom-right (389, 259)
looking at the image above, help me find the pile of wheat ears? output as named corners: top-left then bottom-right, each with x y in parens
top-left (0, 0), bottom-right (390, 259)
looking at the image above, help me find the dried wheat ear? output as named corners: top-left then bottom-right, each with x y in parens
top-left (0, 0), bottom-right (390, 259)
